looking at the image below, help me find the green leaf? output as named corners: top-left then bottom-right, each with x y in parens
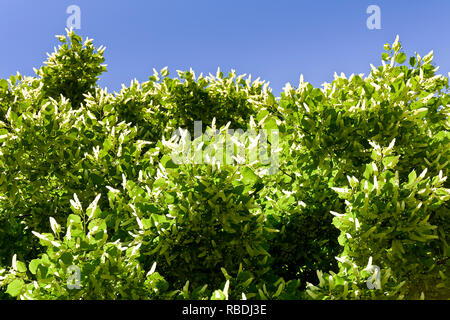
top-left (363, 163), bottom-right (374, 180)
top-left (29, 259), bottom-right (42, 275)
top-left (263, 116), bottom-right (278, 131)
top-left (141, 218), bottom-right (152, 230)
top-left (256, 109), bottom-right (269, 122)
top-left (395, 52), bottom-right (407, 64)
top-left (331, 187), bottom-right (351, 200)
top-left (408, 170), bottom-right (417, 185)
top-left (160, 67), bottom-right (169, 77)
top-left (0, 79), bottom-right (8, 90)
top-left (221, 267), bottom-right (232, 280)
top-left (60, 252), bottom-right (73, 265)
top-left (6, 279), bottom-right (25, 297)
top-left (67, 214), bottom-right (82, 228)
top-left (382, 156), bottom-right (399, 169)
top-left (15, 261), bottom-right (27, 273)
top-left (103, 138), bottom-right (113, 152)
top-left (160, 155), bottom-right (178, 169)
top-left (165, 192), bottom-right (175, 204)
top-left (211, 289), bottom-right (226, 300)
top-left (413, 108), bottom-right (428, 118)
top-left (423, 50), bottom-right (434, 64)
top-left (245, 243), bottom-right (255, 256)
top-left (241, 166), bottom-right (261, 185)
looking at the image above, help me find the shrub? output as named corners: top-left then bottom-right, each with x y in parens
top-left (35, 29), bottom-right (107, 109)
top-left (0, 195), bottom-right (169, 299)
top-left (110, 67), bottom-right (274, 144)
top-left (0, 30), bottom-right (448, 300)
top-left (126, 123), bottom-right (273, 289)
top-left (305, 256), bottom-right (404, 300)
top-left (329, 144), bottom-right (449, 299)
top-left (270, 35), bottom-right (449, 298)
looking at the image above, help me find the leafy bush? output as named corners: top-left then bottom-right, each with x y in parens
top-left (130, 137), bottom-right (270, 289)
top-left (36, 29), bottom-right (107, 109)
top-left (329, 146), bottom-right (449, 299)
top-left (0, 196), bottom-right (164, 300)
top-left (265, 35), bottom-right (449, 298)
top-left (0, 30), bottom-right (448, 300)
top-left (110, 66), bottom-right (272, 144)
top-left (305, 256), bottom-right (404, 300)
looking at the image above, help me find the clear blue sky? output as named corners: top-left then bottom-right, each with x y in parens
top-left (1, 0), bottom-right (449, 96)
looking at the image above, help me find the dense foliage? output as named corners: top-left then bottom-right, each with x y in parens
top-left (0, 30), bottom-right (448, 300)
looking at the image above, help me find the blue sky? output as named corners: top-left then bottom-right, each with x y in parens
top-left (1, 0), bottom-right (449, 96)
